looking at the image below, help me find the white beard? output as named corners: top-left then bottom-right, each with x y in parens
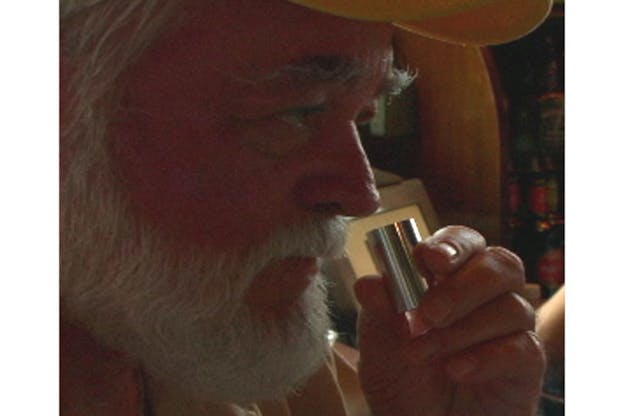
top-left (60, 139), bottom-right (349, 403)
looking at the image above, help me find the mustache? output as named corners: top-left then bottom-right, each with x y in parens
top-left (259, 216), bottom-right (349, 261)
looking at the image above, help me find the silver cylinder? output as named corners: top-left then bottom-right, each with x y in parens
top-left (366, 218), bottom-right (428, 312)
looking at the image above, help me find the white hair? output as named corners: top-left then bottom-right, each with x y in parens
top-left (61, 0), bottom-right (178, 191)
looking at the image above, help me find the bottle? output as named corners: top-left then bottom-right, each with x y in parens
top-left (524, 156), bottom-right (552, 287)
top-left (527, 156), bottom-right (549, 226)
top-left (509, 105), bottom-right (538, 173)
top-left (542, 155), bottom-right (563, 222)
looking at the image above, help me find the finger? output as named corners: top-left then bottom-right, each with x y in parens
top-left (413, 225), bottom-right (486, 283)
top-left (412, 246), bottom-right (526, 331)
top-left (404, 293), bottom-right (536, 365)
top-left (444, 331), bottom-right (547, 386)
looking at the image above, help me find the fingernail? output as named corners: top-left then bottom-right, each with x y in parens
top-left (438, 241), bottom-right (459, 260)
top-left (405, 310), bottom-right (430, 338)
top-left (446, 356), bottom-right (477, 379)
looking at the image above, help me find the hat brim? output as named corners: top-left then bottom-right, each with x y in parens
top-left (288, 0), bottom-right (553, 45)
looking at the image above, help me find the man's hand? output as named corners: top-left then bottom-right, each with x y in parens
top-left (354, 226), bottom-right (546, 416)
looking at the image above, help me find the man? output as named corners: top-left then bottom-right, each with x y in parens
top-left (60, 0), bottom-right (552, 415)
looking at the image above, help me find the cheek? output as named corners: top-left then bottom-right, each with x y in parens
top-left (109, 115), bottom-right (291, 249)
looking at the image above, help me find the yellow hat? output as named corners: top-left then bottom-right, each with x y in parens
top-left (61, 0), bottom-right (553, 46)
top-left (288, 0), bottom-right (553, 45)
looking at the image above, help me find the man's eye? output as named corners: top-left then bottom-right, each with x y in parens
top-left (277, 105), bottom-right (326, 127)
top-left (236, 105), bottom-right (325, 158)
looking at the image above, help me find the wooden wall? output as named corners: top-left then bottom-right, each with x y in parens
top-left (377, 31), bottom-right (506, 244)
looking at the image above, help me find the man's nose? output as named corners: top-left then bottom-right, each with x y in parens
top-left (294, 122), bottom-right (381, 218)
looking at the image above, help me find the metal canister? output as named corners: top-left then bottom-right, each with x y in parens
top-left (366, 218), bottom-right (428, 312)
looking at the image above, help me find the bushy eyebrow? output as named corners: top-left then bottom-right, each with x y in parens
top-left (234, 54), bottom-right (417, 97)
top-left (378, 66), bottom-right (418, 97)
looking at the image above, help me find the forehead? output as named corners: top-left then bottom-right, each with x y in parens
top-left (143, 0), bottom-right (395, 82)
